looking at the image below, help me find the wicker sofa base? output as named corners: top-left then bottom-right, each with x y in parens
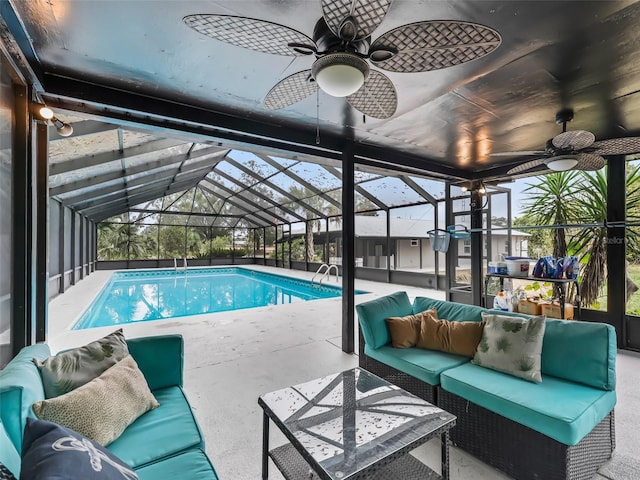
top-left (438, 388), bottom-right (615, 480)
top-left (360, 354), bottom-right (437, 404)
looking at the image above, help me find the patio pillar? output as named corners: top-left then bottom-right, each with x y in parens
top-left (386, 209), bottom-right (391, 282)
top-left (35, 121), bottom-right (49, 342)
top-left (11, 84), bottom-right (34, 353)
top-left (341, 143), bottom-right (355, 354)
top-left (470, 189), bottom-right (484, 306)
top-left (59, 203), bottom-right (65, 292)
top-left (607, 156), bottom-right (626, 346)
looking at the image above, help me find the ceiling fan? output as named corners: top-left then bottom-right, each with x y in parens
top-left (501, 109), bottom-right (640, 176)
top-left (183, 0), bottom-right (501, 119)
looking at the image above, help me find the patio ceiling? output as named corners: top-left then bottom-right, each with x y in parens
top-left (3, 0), bottom-right (640, 186)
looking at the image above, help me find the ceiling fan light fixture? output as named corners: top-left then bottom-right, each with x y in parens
top-left (545, 155), bottom-right (578, 171)
top-left (312, 53), bottom-right (369, 97)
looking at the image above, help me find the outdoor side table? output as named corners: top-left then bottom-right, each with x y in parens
top-left (258, 367), bottom-right (456, 480)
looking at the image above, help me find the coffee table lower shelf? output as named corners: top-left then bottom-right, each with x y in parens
top-left (269, 443), bottom-right (441, 480)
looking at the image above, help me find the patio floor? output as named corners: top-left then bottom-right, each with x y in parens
top-left (47, 265), bottom-right (640, 480)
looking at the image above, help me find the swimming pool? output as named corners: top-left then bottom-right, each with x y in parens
top-left (73, 267), bottom-right (363, 330)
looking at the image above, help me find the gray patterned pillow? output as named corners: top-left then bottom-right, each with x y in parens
top-left (34, 329), bottom-right (129, 398)
top-left (32, 355), bottom-right (159, 446)
top-left (472, 313), bottom-right (546, 383)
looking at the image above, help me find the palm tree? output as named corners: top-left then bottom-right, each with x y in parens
top-left (569, 165), bottom-right (640, 306)
top-left (521, 171), bottom-right (581, 258)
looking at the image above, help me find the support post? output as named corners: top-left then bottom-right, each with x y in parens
top-left (386, 209), bottom-right (391, 282)
top-left (11, 84), bottom-right (32, 354)
top-left (607, 156), bottom-right (626, 347)
top-left (470, 189), bottom-right (484, 306)
top-left (70, 213), bottom-right (76, 285)
top-left (59, 203), bottom-right (65, 293)
top-left (341, 143), bottom-right (355, 353)
top-left (35, 122), bottom-right (49, 342)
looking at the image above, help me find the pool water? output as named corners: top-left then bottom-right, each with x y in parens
top-left (73, 267), bottom-right (362, 329)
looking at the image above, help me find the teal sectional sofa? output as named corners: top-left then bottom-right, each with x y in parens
top-left (0, 335), bottom-right (219, 480)
top-left (356, 292), bottom-right (616, 480)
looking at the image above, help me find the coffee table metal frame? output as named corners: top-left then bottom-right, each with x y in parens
top-left (258, 368), bottom-right (456, 480)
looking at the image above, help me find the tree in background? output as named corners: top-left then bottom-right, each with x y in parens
top-left (520, 171), bottom-right (581, 259)
top-left (518, 165), bottom-right (640, 307)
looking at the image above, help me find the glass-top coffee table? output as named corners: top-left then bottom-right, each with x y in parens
top-left (258, 367), bottom-right (456, 480)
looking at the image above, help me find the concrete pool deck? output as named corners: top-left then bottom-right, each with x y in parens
top-left (47, 265), bottom-right (640, 480)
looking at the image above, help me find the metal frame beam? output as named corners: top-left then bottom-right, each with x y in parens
top-left (323, 165), bottom-right (387, 210)
top-left (211, 167), bottom-right (306, 222)
top-left (49, 120), bottom-right (118, 141)
top-left (202, 177), bottom-right (290, 224)
top-left (75, 167), bottom-right (212, 212)
top-left (90, 177), bottom-right (205, 220)
top-left (50, 147), bottom-right (227, 196)
top-left (259, 154), bottom-right (342, 210)
top-left (50, 138), bottom-right (185, 175)
top-left (62, 161), bottom-right (216, 207)
top-left (224, 156), bottom-right (326, 218)
top-left (398, 175), bottom-right (438, 205)
top-left (198, 183), bottom-right (273, 227)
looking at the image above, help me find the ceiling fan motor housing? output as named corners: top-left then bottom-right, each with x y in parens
top-left (312, 17), bottom-right (370, 55)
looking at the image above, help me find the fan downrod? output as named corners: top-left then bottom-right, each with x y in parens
top-left (555, 108), bottom-right (574, 125)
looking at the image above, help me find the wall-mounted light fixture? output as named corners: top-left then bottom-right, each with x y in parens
top-left (36, 105), bottom-right (74, 137)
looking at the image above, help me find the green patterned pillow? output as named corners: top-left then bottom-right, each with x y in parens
top-left (32, 355), bottom-right (159, 446)
top-left (34, 329), bottom-right (129, 398)
top-left (472, 313), bottom-right (547, 383)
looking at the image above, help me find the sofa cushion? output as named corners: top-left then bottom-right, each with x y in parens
top-left (417, 313), bottom-right (485, 357)
top-left (33, 355), bottom-right (159, 446)
top-left (440, 362), bottom-right (617, 445)
top-left (541, 319), bottom-right (616, 390)
top-left (135, 448), bottom-right (219, 480)
top-left (20, 419), bottom-right (138, 480)
top-left (386, 308), bottom-right (436, 348)
top-left (0, 422), bottom-right (20, 478)
top-left (107, 386), bottom-right (204, 468)
top-left (413, 297), bottom-right (527, 322)
top-left (364, 344), bottom-right (469, 386)
top-left (0, 344), bottom-right (50, 453)
top-left (356, 292), bottom-right (412, 349)
top-left (35, 329), bottom-right (129, 398)
top-left (472, 313), bottom-right (546, 382)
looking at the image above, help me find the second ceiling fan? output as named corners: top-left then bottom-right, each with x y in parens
top-left (497, 109), bottom-right (640, 176)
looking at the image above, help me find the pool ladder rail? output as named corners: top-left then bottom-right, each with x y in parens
top-left (311, 263), bottom-right (339, 285)
top-left (174, 258), bottom-right (188, 273)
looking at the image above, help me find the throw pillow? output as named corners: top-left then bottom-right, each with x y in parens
top-left (386, 308), bottom-right (437, 348)
top-left (20, 418), bottom-right (138, 480)
top-left (0, 463), bottom-right (16, 480)
top-left (472, 313), bottom-right (547, 382)
top-left (34, 328), bottom-right (129, 398)
top-left (32, 355), bottom-right (159, 446)
top-left (416, 314), bottom-right (485, 357)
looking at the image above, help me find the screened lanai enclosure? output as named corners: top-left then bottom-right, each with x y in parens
top-left (49, 117), bottom-right (517, 296)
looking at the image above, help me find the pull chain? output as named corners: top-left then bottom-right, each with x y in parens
top-left (316, 87), bottom-right (320, 145)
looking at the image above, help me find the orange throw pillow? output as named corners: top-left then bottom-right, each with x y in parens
top-left (386, 308), bottom-right (438, 348)
top-left (417, 312), bottom-right (485, 357)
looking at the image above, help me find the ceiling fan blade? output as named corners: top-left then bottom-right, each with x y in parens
top-left (263, 70), bottom-right (318, 110)
top-left (506, 158), bottom-right (545, 176)
top-left (322, 0), bottom-right (392, 40)
top-left (591, 136), bottom-right (640, 155)
top-left (552, 130), bottom-right (595, 150)
top-left (347, 70), bottom-right (397, 119)
top-left (574, 153), bottom-right (606, 171)
top-left (490, 150), bottom-right (546, 157)
top-left (183, 15), bottom-right (315, 56)
top-left (370, 20), bottom-right (501, 73)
